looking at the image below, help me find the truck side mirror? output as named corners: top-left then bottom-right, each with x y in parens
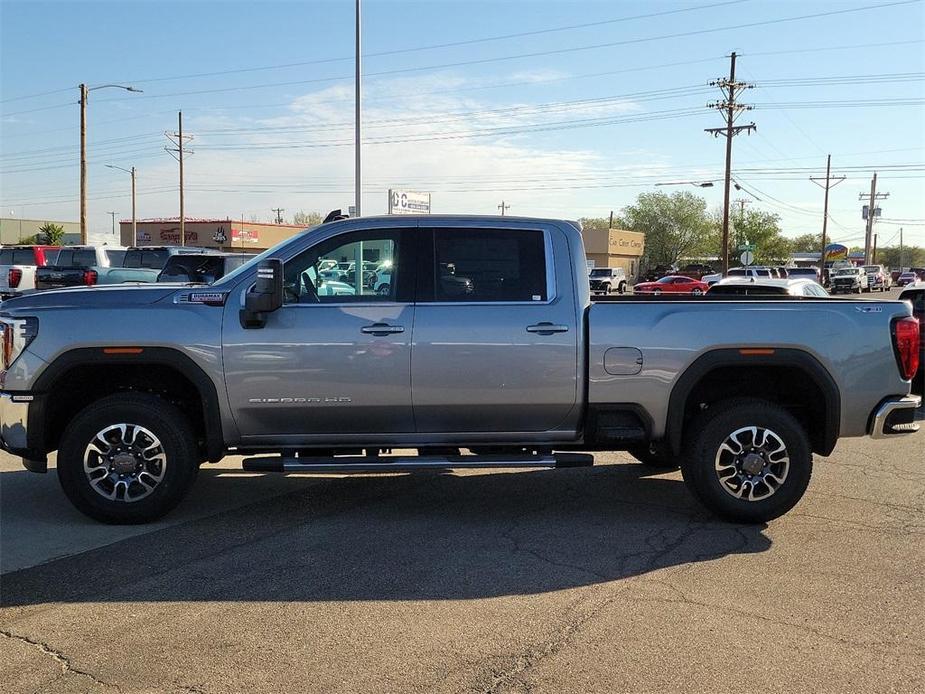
top-left (240, 258), bottom-right (283, 329)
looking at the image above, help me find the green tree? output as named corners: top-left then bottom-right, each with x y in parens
top-left (876, 245), bottom-right (925, 270)
top-left (616, 191), bottom-right (716, 268)
top-left (706, 209), bottom-right (790, 265)
top-left (292, 210), bottom-right (323, 226)
top-left (38, 222), bottom-right (65, 245)
top-left (786, 232), bottom-right (822, 255)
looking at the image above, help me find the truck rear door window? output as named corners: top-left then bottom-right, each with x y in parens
top-left (432, 228), bottom-right (547, 302)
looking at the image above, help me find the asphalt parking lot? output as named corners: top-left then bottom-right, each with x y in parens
top-left (1, 417), bottom-right (922, 694)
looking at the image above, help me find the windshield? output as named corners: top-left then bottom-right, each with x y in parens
top-left (836, 269), bottom-right (857, 276)
top-left (589, 269), bottom-right (609, 277)
top-left (863, 266), bottom-right (880, 273)
top-left (212, 226), bottom-right (314, 286)
top-left (656, 276), bottom-right (677, 284)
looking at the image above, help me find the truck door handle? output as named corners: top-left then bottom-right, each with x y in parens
top-left (526, 322), bottom-right (569, 335)
top-left (361, 323), bottom-right (404, 335)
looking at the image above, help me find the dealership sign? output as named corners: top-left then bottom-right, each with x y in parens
top-left (389, 189), bottom-right (431, 214)
top-left (231, 227), bottom-right (259, 244)
top-left (824, 243), bottom-right (848, 262)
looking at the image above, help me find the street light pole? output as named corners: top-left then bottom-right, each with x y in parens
top-left (79, 84), bottom-right (142, 244)
top-left (106, 164), bottom-right (136, 245)
top-left (354, 0), bottom-right (362, 217)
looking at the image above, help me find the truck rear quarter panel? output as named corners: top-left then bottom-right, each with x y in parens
top-left (588, 299), bottom-right (913, 440)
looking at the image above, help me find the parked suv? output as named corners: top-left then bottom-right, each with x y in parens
top-left (157, 253), bottom-right (253, 284)
top-left (0, 246), bottom-right (61, 299)
top-left (588, 267), bottom-right (627, 295)
top-left (831, 267), bottom-right (869, 294)
top-left (122, 246), bottom-right (212, 273)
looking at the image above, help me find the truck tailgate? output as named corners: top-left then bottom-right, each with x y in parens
top-left (35, 266), bottom-right (90, 290)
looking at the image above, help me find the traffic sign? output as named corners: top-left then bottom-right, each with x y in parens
top-left (737, 243), bottom-right (756, 251)
top-left (740, 250), bottom-right (755, 265)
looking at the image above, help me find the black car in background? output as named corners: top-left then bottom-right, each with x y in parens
top-left (156, 253), bottom-right (254, 284)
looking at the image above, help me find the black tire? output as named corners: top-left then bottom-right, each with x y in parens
top-left (618, 282), bottom-right (626, 295)
top-left (628, 443), bottom-right (679, 469)
top-left (680, 398), bottom-right (812, 523)
top-left (57, 393), bottom-right (199, 524)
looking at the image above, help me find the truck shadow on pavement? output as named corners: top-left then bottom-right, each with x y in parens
top-left (1, 463), bottom-right (771, 607)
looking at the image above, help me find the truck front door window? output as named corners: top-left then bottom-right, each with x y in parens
top-left (283, 231), bottom-right (400, 303)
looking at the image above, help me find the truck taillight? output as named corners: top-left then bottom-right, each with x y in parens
top-left (8, 268), bottom-right (22, 289)
top-left (83, 269), bottom-right (98, 286)
top-left (893, 317), bottom-right (920, 381)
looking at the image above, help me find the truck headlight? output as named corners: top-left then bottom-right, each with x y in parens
top-left (1, 317), bottom-right (39, 370)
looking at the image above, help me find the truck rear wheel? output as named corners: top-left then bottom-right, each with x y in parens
top-left (681, 398), bottom-right (812, 523)
top-left (57, 393), bottom-right (199, 524)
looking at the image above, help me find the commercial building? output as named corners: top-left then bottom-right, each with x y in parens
top-left (0, 217), bottom-right (80, 246)
top-left (119, 218), bottom-right (309, 252)
top-left (580, 227), bottom-right (646, 281)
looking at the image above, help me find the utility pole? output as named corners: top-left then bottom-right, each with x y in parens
top-left (106, 211), bottom-right (118, 237)
top-left (80, 84), bottom-right (88, 244)
top-left (872, 233), bottom-right (878, 264)
top-left (608, 210), bottom-right (614, 229)
top-left (706, 52), bottom-right (755, 275)
top-left (858, 173), bottom-right (889, 265)
top-left (733, 198), bottom-right (750, 248)
top-left (165, 112), bottom-right (194, 245)
top-left (498, 200), bottom-right (510, 216)
top-left (272, 208), bottom-right (285, 224)
top-left (899, 227), bottom-right (904, 269)
top-left (810, 154), bottom-right (846, 279)
top-left (354, 0), bottom-right (362, 217)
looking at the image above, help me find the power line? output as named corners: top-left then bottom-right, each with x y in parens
top-left (115, 0), bottom-right (753, 86)
top-left (77, 1), bottom-right (925, 108)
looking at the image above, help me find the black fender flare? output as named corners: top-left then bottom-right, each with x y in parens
top-left (666, 348), bottom-right (840, 456)
top-left (30, 347), bottom-right (225, 462)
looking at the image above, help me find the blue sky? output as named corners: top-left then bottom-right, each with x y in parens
top-left (2, 0), bottom-right (924, 246)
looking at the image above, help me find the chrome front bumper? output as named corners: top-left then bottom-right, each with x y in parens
top-left (869, 395), bottom-right (922, 439)
top-left (0, 391), bottom-right (30, 451)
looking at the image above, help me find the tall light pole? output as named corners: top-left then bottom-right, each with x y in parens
top-left (354, 0), bottom-right (362, 217)
top-left (80, 84), bottom-right (142, 244)
top-left (106, 164), bottom-right (136, 245)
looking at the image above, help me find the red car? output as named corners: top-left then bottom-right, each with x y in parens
top-left (633, 275), bottom-right (709, 296)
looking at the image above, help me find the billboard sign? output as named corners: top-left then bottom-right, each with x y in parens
top-left (824, 243), bottom-right (848, 262)
top-left (389, 189), bottom-right (431, 215)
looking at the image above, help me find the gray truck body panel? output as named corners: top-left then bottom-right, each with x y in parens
top-left (0, 215), bottom-right (916, 461)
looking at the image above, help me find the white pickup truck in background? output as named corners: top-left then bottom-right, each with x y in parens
top-left (0, 245), bottom-right (61, 299)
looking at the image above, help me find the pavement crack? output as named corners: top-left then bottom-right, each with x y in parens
top-left (479, 592), bottom-right (615, 694)
top-left (1, 629), bottom-right (121, 691)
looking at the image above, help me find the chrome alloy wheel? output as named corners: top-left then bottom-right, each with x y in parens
top-left (714, 426), bottom-right (790, 502)
top-left (83, 424), bottom-right (167, 502)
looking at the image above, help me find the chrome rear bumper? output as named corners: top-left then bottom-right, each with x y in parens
top-left (869, 395), bottom-right (922, 439)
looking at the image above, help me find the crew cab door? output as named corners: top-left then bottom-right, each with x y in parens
top-left (411, 223), bottom-right (580, 434)
top-left (221, 227), bottom-right (415, 442)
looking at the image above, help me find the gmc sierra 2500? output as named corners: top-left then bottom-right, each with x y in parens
top-left (0, 215), bottom-right (920, 524)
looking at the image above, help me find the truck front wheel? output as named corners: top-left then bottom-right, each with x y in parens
top-left (681, 398), bottom-right (812, 523)
top-left (57, 393), bottom-right (199, 524)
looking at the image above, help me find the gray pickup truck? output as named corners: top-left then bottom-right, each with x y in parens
top-left (0, 215), bottom-right (920, 525)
